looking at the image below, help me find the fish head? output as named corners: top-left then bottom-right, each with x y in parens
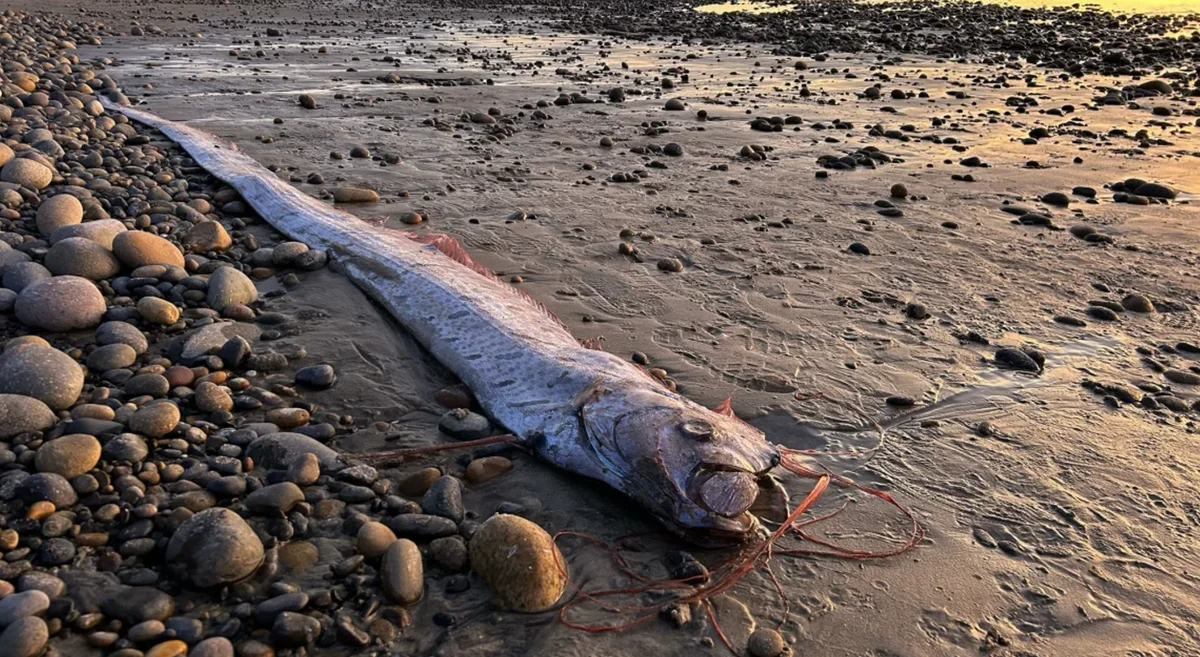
top-left (580, 384), bottom-right (780, 544)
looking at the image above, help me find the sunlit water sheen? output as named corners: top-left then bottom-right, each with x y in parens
top-left (695, 0), bottom-right (1200, 14)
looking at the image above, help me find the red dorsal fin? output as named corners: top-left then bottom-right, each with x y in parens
top-left (404, 232), bottom-right (568, 331)
top-left (713, 396), bottom-right (735, 417)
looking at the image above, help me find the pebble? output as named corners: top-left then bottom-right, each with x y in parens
top-left (0, 394), bottom-right (55, 438)
top-left (380, 539), bottom-right (423, 605)
top-left (1, 159), bottom-right (52, 190)
top-left (0, 617), bottom-right (47, 657)
top-left (17, 473), bottom-right (77, 508)
top-left (35, 434), bottom-right (101, 478)
top-left (286, 453), bottom-right (321, 486)
top-left (87, 343), bottom-right (137, 371)
top-left (356, 521), bottom-right (397, 558)
top-left (44, 238), bottom-right (120, 280)
top-left (112, 232), bottom-right (185, 269)
top-left (14, 276), bottom-right (106, 332)
top-left (657, 258), bottom-right (684, 272)
top-left (125, 373), bottom-right (171, 397)
top-left (295, 364), bottom-right (336, 389)
top-left (1122, 294), bottom-right (1154, 313)
top-left (1164, 369), bottom-right (1200, 386)
top-left (245, 482), bottom-right (305, 515)
top-left (438, 408), bottom-right (491, 439)
top-left (2, 262), bottom-right (50, 293)
top-left (185, 221), bottom-right (232, 253)
top-left (35, 195), bottom-right (83, 235)
top-left (165, 507), bottom-right (265, 587)
top-left (469, 514), bottom-right (566, 611)
top-left (388, 514), bottom-right (458, 540)
top-left (254, 592), bottom-right (309, 625)
top-left (137, 297), bottom-right (181, 325)
top-left (245, 432), bottom-right (341, 470)
top-left (191, 637), bottom-right (234, 657)
top-left (0, 590), bottom-right (49, 626)
top-left (103, 433), bottom-right (149, 462)
top-left (429, 536), bottom-right (469, 572)
top-left (195, 381), bottom-right (234, 413)
top-left (422, 475), bottom-right (465, 523)
top-left (0, 344), bottom-right (84, 410)
top-left (271, 612), bottom-right (321, 647)
top-left (207, 266), bottom-right (257, 311)
top-left (332, 187), bottom-right (379, 203)
top-left (398, 467), bottom-right (441, 496)
top-left (96, 321), bottom-right (149, 354)
top-left (747, 628), bottom-right (786, 657)
top-left (465, 456), bottom-right (513, 484)
top-left (145, 640), bottom-right (188, 657)
top-left (995, 347), bottom-right (1041, 372)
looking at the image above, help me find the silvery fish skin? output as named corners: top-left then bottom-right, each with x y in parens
top-left (101, 99), bottom-right (780, 542)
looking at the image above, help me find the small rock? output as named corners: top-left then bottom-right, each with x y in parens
top-left (465, 457), bottom-right (513, 484)
top-left (128, 403), bottom-right (181, 438)
top-left (422, 476), bottom-right (465, 523)
top-left (245, 482), bottom-right (304, 515)
top-left (0, 616), bottom-right (47, 657)
top-left (1121, 294), bottom-right (1154, 313)
top-left (0, 590), bottom-right (50, 627)
top-left (35, 434), bottom-right (101, 478)
top-left (137, 297), bottom-right (181, 325)
top-left (995, 347), bottom-right (1041, 372)
top-left (184, 221), bottom-right (232, 253)
top-left (438, 408), bottom-right (491, 439)
top-left (1164, 369), bottom-right (1200, 386)
top-left (44, 238), bottom-right (120, 280)
top-left (397, 468), bottom-right (441, 496)
top-left (0, 344), bottom-right (84, 410)
top-left (35, 195), bottom-right (83, 235)
top-left (0, 394), bottom-right (55, 438)
top-left (469, 514), bottom-right (566, 611)
top-left (190, 637), bottom-right (234, 657)
top-left (14, 277), bottom-right (106, 332)
top-left (332, 187), bottom-right (379, 203)
top-left (295, 364), bottom-right (336, 389)
top-left (286, 453), bottom-right (320, 486)
top-left (272, 612), bottom-right (320, 647)
top-left (356, 522), bottom-right (397, 558)
top-left (380, 539), bottom-right (423, 605)
top-left (207, 266), bottom-right (257, 311)
top-left (1, 159), bottom-right (52, 190)
top-left (112, 231), bottom-right (185, 269)
top-left (429, 536), bottom-right (468, 572)
top-left (165, 507), bottom-right (265, 588)
top-left (747, 628), bottom-right (786, 657)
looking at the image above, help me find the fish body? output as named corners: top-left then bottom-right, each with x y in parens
top-left (102, 99), bottom-right (779, 542)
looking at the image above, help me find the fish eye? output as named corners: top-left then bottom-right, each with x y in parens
top-left (679, 420), bottom-right (714, 440)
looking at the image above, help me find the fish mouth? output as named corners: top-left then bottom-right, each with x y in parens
top-left (689, 447), bottom-right (780, 512)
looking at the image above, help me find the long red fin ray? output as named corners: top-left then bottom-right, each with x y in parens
top-left (402, 231), bottom-right (569, 331)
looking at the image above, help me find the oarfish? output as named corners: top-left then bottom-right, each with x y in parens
top-left (101, 98), bottom-right (781, 544)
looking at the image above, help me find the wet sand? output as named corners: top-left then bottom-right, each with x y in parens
top-left (16, 0), bottom-right (1200, 654)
